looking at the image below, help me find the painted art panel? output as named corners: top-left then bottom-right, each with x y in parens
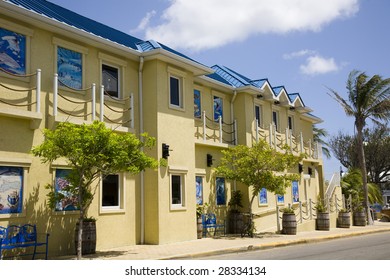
top-left (194, 89), bottom-right (201, 118)
top-left (277, 194), bottom-right (285, 204)
top-left (259, 187), bottom-right (267, 204)
top-left (292, 180), bottom-right (299, 203)
top-left (57, 46), bottom-right (82, 89)
top-left (213, 96), bottom-right (223, 122)
top-left (0, 166), bottom-right (23, 214)
top-left (0, 27), bottom-right (26, 75)
top-left (196, 176), bottom-right (203, 205)
top-left (216, 177), bottom-right (226, 205)
top-left (55, 169), bottom-right (78, 211)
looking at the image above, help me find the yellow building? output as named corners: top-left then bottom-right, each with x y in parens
top-left (0, 0), bottom-right (335, 258)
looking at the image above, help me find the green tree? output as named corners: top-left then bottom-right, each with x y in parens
top-left (32, 121), bottom-right (158, 259)
top-left (330, 125), bottom-right (390, 187)
top-left (341, 168), bottom-right (383, 210)
top-left (328, 70), bottom-right (390, 224)
top-left (214, 140), bottom-right (303, 235)
top-left (313, 126), bottom-right (331, 159)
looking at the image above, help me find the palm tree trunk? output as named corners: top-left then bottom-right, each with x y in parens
top-left (356, 122), bottom-right (373, 225)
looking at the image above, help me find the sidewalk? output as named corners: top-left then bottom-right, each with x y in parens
top-left (58, 221), bottom-right (390, 260)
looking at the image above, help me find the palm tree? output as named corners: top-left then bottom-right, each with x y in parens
top-left (313, 126), bottom-right (331, 159)
top-left (328, 70), bottom-right (390, 225)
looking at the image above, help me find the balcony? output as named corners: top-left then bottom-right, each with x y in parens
top-left (52, 74), bottom-right (134, 132)
top-left (0, 68), bottom-right (42, 128)
top-left (194, 111), bottom-right (237, 147)
top-left (254, 121), bottom-right (322, 160)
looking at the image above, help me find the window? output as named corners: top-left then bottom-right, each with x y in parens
top-left (292, 180), bottom-right (299, 203)
top-left (196, 176), bottom-right (203, 205)
top-left (102, 174), bottom-right (120, 208)
top-left (213, 96), bottom-right (223, 122)
top-left (0, 166), bottom-right (23, 214)
top-left (102, 64), bottom-right (119, 98)
top-left (194, 89), bottom-right (202, 118)
top-left (0, 27), bottom-right (26, 75)
top-left (272, 111), bottom-right (279, 132)
top-left (55, 169), bottom-right (78, 211)
top-left (259, 187), bottom-right (267, 205)
top-left (288, 116), bottom-right (294, 131)
top-left (57, 46), bottom-right (82, 89)
top-left (216, 177), bottom-right (226, 205)
top-left (277, 194), bottom-right (285, 204)
top-left (170, 76), bottom-right (182, 108)
top-left (255, 105), bottom-right (262, 128)
top-left (171, 174), bottom-right (185, 208)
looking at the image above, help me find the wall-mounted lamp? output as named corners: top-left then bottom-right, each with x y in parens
top-left (289, 106), bottom-right (295, 110)
top-left (274, 101), bottom-right (280, 105)
top-left (207, 154), bottom-right (214, 167)
top-left (162, 143), bottom-right (170, 159)
top-left (256, 94), bottom-right (263, 99)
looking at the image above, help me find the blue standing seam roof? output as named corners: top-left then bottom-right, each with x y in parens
top-left (5, 0), bottom-right (205, 66)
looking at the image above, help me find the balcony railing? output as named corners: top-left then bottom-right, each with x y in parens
top-left (0, 68), bottom-right (41, 113)
top-left (255, 121), bottom-right (322, 160)
top-left (194, 111), bottom-right (237, 145)
top-left (0, 67), bottom-right (42, 127)
top-left (53, 74), bottom-right (134, 130)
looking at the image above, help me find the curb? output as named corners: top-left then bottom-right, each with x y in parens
top-left (163, 227), bottom-right (390, 260)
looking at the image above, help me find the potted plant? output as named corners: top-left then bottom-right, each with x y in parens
top-left (196, 203), bottom-right (208, 239)
top-left (353, 205), bottom-right (366, 226)
top-left (337, 208), bottom-right (351, 228)
top-left (282, 206), bottom-right (296, 235)
top-left (315, 199), bottom-right (330, 231)
top-left (228, 190), bottom-right (244, 234)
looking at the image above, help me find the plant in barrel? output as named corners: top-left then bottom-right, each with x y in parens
top-left (32, 121), bottom-right (158, 259)
top-left (214, 140), bottom-right (303, 237)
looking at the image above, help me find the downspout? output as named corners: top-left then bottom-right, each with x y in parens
top-left (138, 57), bottom-right (145, 244)
top-left (231, 90), bottom-right (237, 191)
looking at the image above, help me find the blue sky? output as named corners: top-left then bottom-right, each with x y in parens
top-left (49, 0), bottom-right (390, 179)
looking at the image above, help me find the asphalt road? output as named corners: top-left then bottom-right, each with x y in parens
top-left (197, 232), bottom-right (390, 260)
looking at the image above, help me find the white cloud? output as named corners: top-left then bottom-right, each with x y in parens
top-left (283, 49), bottom-right (317, 60)
top-left (138, 0), bottom-right (359, 51)
top-left (131, 10), bottom-right (157, 34)
top-left (300, 55), bottom-right (340, 75)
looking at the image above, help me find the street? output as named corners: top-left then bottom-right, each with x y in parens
top-left (195, 232), bottom-right (390, 260)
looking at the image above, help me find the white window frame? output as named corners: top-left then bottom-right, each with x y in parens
top-left (168, 67), bottom-right (186, 111)
top-left (272, 110), bottom-right (279, 132)
top-left (255, 104), bottom-right (262, 128)
top-left (100, 173), bottom-right (125, 213)
top-left (288, 115), bottom-right (294, 132)
top-left (169, 166), bottom-right (188, 210)
top-left (98, 52), bottom-right (127, 100)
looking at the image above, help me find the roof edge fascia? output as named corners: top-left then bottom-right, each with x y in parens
top-left (196, 75), bottom-right (235, 92)
top-left (1, 1), bottom-right (142, 60)
top-left (143, 48), bottom-right (213, 76)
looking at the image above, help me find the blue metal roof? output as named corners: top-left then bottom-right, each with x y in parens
top-left (5, 0), bottom-right (205, 66)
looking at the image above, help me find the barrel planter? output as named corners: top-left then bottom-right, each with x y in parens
top-left (282, 213), bottom-right (297, 235)
top-left (316, 212), bottom-right (330, 231)
top-left (353, 211), bottom-right (366, 226)
top-left (337, 211), bottom-right (351, 228)
top-left (197, 217), bottom-right (203, 239)
top-left (75, 220), bottom-right (96, 255)
top-left (228, 211), bottom-right (244, 234)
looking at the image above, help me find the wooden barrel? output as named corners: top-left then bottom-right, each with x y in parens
top-left (197, 218), bottom-right (203, 239)
top-left (337, 212), bottom-right (351, 228)
top-left (316, 212), bottom-right (330, 231)
top-left (282, 213), bottom-right (297, 235)
top-left (353, 211), bottom-right (366, 226)
top-left (228, 212), bottom-right (244, 234)
top-left (75, 221), bottom-right (96, 255)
